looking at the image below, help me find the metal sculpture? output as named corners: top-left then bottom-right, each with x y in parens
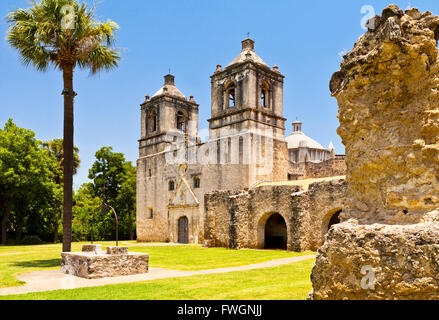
top-left (90, 193), bottom-right (119, 247)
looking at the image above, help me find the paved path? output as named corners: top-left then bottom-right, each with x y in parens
top-left (0, 255), bottom-right (315, 296)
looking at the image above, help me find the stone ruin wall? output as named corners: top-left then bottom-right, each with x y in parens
top-left (310, 5), bottom-right (439, 300)
top-left (330, 5), bottom-right (439, 225)
top-left (288, 156), bottom-right (346, 181)
top-left (204, 179), bottom-right (347, 252)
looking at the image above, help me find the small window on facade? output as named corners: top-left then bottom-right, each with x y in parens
top-left (149, 110), bottom-right (157, 132)
top-left (176, 111), bottom-right (186, 133)
top-left (261, 82), bottom-right (269, 108)
top-left (261, 89), bottom-right (267, 107)
top-left (148, 208), bottom-right (154, 219)
top-left (193, 176), bottom-right (200, 189)
top-left (148, 169), bottom-right (152, 177)
top-left (169, 180), bottom-right (175, 191)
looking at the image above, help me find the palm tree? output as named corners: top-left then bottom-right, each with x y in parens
top-left (7, 0), bottom-right (120, 252)
top-left (43, 138), bottom-right (80, 243)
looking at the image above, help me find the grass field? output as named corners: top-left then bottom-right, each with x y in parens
top-left (0, 242), bottom-right (314, 291)
top-left (1, 259), bottom-right (315, 300)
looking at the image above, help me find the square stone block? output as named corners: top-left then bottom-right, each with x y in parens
top-left (82, 244), bottom-right (103, 253)
top-left (106, 246), bottom-right (129, 255)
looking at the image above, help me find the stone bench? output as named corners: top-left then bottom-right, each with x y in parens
top-left (61, 245), bottom-right (149, 279)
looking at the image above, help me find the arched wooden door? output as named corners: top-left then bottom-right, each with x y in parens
top-left (178, 216), bottom-right (189, 244)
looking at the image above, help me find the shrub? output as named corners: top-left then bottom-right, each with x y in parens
top-left (20, 235), bottom-right (43, 245)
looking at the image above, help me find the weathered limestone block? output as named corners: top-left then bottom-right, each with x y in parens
top-left (309, 213), bottom-right (439, 300)
top-left (330, 5), bottom-right (439, 224)
top-left (106, 246), bottom-right (129, 255)
top-left (81, 244), bottom-right (103, 253)
top-left (61, 248), bottom-right (149, 279)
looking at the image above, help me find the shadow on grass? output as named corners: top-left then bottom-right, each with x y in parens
top-left (11, 259), bottom-right (60, 269)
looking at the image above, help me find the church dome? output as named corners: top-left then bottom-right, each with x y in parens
top-left (152, 74), bottom-right (187, 100)
top-left (226, 38), bottom-right (270, 69)
top-left (286, 121), bottom-right (326, 150)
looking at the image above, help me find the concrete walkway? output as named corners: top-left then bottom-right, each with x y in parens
top-left (0, 254), bottom-right (315, 296)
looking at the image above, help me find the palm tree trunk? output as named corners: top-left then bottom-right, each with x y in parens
top-left (62, 65), bottom-right (74, 252)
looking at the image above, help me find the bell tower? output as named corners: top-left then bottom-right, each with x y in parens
top-left (139, 74), bottom-right (199, 157)
top-left (207, 38), bottom-right (289, 182)
top-left (208, 38), bottom-right (286, 140)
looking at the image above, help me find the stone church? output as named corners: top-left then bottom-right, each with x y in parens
top-left (136, 38), bottom-right (345, 249)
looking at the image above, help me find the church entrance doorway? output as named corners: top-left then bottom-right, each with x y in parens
top-left (178, 216), bottom-right (189, 244)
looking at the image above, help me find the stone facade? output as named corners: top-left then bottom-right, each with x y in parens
top-left (311, 5), bottom-right (439, 300)
top-left (136, 38), bottom-right (346, 246)
top-left (204, 177), bottom-right (347, 252)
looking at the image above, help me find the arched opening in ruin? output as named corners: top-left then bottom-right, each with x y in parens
top-left (178, 216), bottom-right (189, 244)
top-left (327, 209), bottom-right (342, 231)
top-left (264, 213), bottom-right (287, 250)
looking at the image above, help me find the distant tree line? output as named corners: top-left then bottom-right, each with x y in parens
top-left (0, 119), bottom-right (136, 245)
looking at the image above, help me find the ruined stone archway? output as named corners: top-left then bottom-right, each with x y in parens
top-left (322, 208), bottom-right (343, 238)
top-left (328, 209), bottom-right (342, 230)
top-left (264, 213), bottom-right (287, 250)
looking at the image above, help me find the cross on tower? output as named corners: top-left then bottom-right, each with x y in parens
top-left (247, 32), bottom-right (250, 39)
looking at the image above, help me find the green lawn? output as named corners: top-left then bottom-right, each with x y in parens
top-left (0, 242), bottom-right (313, 288)
top-left (1, 259), bottom-right (315, 300)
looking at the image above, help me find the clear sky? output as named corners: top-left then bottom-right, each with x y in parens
top-left (2, 0), bottom-right (439, 189)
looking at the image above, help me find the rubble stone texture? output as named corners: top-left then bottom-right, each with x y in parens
top-left (310, 215), bottom-right (439, 300)
top-left (330, 5), bottom-right (439, 224)
top-left (204, 178), bottom-right (346, 252)
top-left (311, 5), bottom-right (439, 300)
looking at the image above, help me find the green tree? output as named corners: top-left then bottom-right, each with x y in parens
top-left (7, 0), bottom-right (120, 252)
top-left (72, 183), bottom-right (101, 241)
top-left (88, 147), bottom-right (136, 240)
top-left (88, 147), bottom-right (126, 204)
top-left (43, 138), bottom-right (80, 243)
top-left (0, 119), bottom-right (58, 245)
top-left (116, 162), bottom-right (136, 240)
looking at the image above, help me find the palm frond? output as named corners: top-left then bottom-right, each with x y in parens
top-left (7, 0), bottom-right (120, 74)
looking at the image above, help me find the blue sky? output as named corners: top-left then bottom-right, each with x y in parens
top-left (1, 0), bottom-right (439, 189)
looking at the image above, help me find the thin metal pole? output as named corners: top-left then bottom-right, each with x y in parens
top-left (106, 204), bottom-right (119, 247)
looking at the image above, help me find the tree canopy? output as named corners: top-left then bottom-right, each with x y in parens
top-left (0, 119), bottom-right (59, 244)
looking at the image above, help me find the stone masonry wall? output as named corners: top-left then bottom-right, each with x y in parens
top-left (289, 157), bottom-right (346, 181)
top-left (330, 5), bottom-right (439, 224)
top-left (204, 178), bottom-right (347, 252)
top-left (311, 5), bottom-right (439, 300)
top-left (310, 213), bottom-right (439, 300)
